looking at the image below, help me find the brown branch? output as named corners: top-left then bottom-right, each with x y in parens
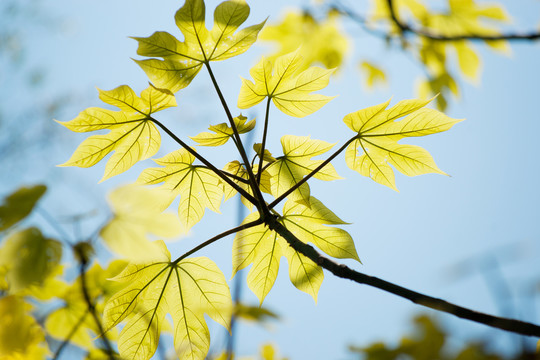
top-left (385, 0), bottom-right (540, 41)
top-left (267, 218), bottom-right (540, 338)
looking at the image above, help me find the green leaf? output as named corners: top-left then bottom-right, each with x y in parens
top-left (137, 148), bottom-right (225, 231)
top-left (259, 10), bottom-right (349, 70)
top-left (190, 114), bottom-right (255, 146)
top-left (0, 227), bottom-right (62, 293)
top-left (267, 135), bottom-right (341, 206)
top-left (103, 242), bottom-right (231, 360)
top-left (238, 49), bottom-right (336, 117)
top-left (58, 84), bottom-right (176, 181)
top-left (360, 61), bottom-right (387, 89)
top-left (344, 98), bottom-right (462, 190)
top-left (0, 296), bottom-right (49, 358)
top-left (233, 198), bottom-right (357, 303)
top-left (222, 161), bottom-right (271, 211)
top-left (0, 185), bottom-right (46, 232)
top-left (100, 185), bottom-right (183, 262)
top-left (281, 197), bottom-right (359, 262)
top-left (133, 0), bottom-right (265, 92)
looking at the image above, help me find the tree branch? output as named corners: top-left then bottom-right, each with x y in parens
top-left (267, 219), bottom-right (540, 337)
top-left (385, 0), bottom-right (540, 42)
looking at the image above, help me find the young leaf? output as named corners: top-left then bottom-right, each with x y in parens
top-left (100, 185), bottom-right (183, 262)
top-left (237, 49), bottom-right (336, 117)
top-left (0, 227), bottom-right (62, 293)
top-left (0, 184), bottom-right (46, 232)
top-left (103, 242), bottom-right (232, 360)
top-left (343, 98), bottom-right (463, 190)
top-left (222, 161), bottom-right (271, 211)
top-left (190, 114), bottom-right (255, 146)
top-left (58, 85), bottom-right (176, 181)
top-left (137, 148), bottom-right (225, 231)
top-left (133, 0), bottom-right (265, 92)
top-left (267, 135), bottom-right (341, 206)
top-left (233, 198), bottom-right (357, 303)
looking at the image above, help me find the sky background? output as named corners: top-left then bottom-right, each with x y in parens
top-left (1, 0), bottom-right (539, 359)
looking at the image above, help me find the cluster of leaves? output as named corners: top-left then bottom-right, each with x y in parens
top-left (52, 0), bottom-right (462, 358)
top-left (260, 0), bottom-right (516, 110)
top-left (0, 0), bottom-right (468, 359)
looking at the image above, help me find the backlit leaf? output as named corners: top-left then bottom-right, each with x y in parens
top-left (100, 185), bottom-right (183, 262)
top-left (103, 242), bottom-right (231, 360)
top-left (0, 185), bottom-right (46, 232)
top-left (233, 198), bottom-right (357, 303)
top-left (133, 0), bottom-right (265, 92)
top-left (266, 135), bottom-right (340, 206)
top-left (59, 85), bottom-right (176, 181)
top-left (360, 61), bottom-right (387, 89)
top-left (222, 161), bottom-right (271, 211)
top-left (344, 98), bottom-right (462, 190)
top-left (260, 10), bottom-right (349, 70)
top-left (137, 148), bottom-right (224, 231)
top-left (190, 114), bottom-right (255, 146)
top-left (238, 49), bottom-right (335, 117)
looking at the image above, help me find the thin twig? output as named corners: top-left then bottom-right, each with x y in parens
top-left (173, 218), bottom-right (263, 263)
top-left (268, 135), bottom-right (357, 209)
top-left (52, 310), bottom-right (89, 360)
top-left (256, 98), bottom-right (272, 185)
top-left (204, 62), bottom-right (269, 216)
top-left (385, 0), bottom-right (540, 41)
top-left (75, 247), bottom-right (116, 360)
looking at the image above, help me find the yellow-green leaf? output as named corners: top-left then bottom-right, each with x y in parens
top-left (133, 0), bottom-right (265, 92)
top-left (190, 114), bottom-right (255, 146)
top-left (360, 61), bottom-right (387, 89)
top-left (103, 243), bottom-right (231, 360)
top-left (238, 49), bottom-right (335, 117)
top-left (281, 197), bottom-right (359, 262)
top-left (59, 85), bottom-right (176, 181)
top-left (233, 198), bottom-right (356, 303)
top-left (232, 212), bottom-right (283, 304)
top-left (100, 185), bottom-right (183, 262)
top-left (0, 296), bottom-right (49, 358)
top-left (266, 135), bottom-right (340, 206)
top-left (0, 227), bottom-right (62, 293)
top-left (259, 10), bottom-right (349, 70)
top-left (344, 98), bottom-right (463, 190)
top-left (0, 185), bottom-right (46, 232)
top-left (137, 148), bottom-right (224, 231)
top-left (222, 161), bottom-right (271, 211)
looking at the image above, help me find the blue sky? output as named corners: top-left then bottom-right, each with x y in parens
top-left (1, 0), bottom-right (539, 359)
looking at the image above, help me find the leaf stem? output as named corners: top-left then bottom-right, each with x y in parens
top-left (150, 117), bottom-right (258, 205)
top-left (204, 62), bottom-right (269, 216)
top-left (173, 218), bottom-right (263, 263)
top-left (268, 135), bottom-right (358, 209)
top-left (256, 98), bottom-right (272, 185)
top-left (268, 219), bottom-right (540, 337)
